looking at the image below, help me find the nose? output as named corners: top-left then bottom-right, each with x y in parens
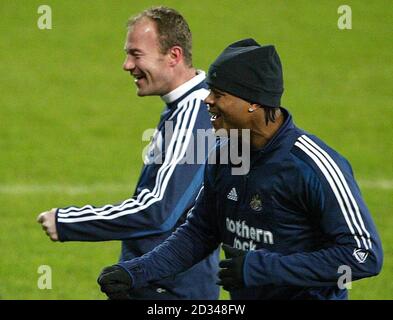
top-left (123, 55), bottom-right (135, 72)
top-left (204, 91), bottom-right (214, 105)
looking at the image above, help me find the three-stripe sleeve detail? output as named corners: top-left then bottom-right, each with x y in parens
top-left (58, 94), bottom-right (203, 223)
top-left (294, 135), bottom-right (371, 250)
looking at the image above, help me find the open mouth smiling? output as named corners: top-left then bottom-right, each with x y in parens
top-left (208, 106), bottom-right (222, 122)
top-left (132, 73), bottom-right (146, 83)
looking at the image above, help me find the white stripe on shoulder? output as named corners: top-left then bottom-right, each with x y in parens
top-left (58, 98), bottom-right (202, 223)
top-left (58, 99), bottom-right (191, 218)
top-left (167, 88), bottom-right (208, 121)
top-left (294, 135), bottom-right (370, 249)
top-left (177, 88), bottom-right (209, 109)
top-left (300, 135), bottom-right (372, 248)
top-left (59, 100), bottom-right (200, 223)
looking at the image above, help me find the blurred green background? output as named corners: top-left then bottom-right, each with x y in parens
top-left (0, 0), bottom-right (392, 299)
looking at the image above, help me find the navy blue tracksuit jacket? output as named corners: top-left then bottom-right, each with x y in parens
top-left (55, 72), bottom-right (220, 299)
top-left (118, 108), bottom-right (383, 300)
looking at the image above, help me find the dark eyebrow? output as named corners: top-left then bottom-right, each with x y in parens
top-left (124, 48), bottom-right (143, 55)
top-left (211, 87), bottom-right (226, 96)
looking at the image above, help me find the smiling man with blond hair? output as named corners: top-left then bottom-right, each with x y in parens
top-left (37, 6), bottom-right (219, 300)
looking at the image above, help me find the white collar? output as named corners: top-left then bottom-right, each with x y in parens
top-left (161, 70), bottom-right (206, 104)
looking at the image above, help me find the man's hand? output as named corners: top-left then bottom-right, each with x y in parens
top-left (97, 265), bottom-right (133, 300)
top-left (37, 208), bottom-right (59, 241)
top-left (217, 244), bottom-right (247, 291)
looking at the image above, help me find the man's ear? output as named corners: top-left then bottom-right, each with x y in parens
top-left (168, 46), bottom-right (183, 67)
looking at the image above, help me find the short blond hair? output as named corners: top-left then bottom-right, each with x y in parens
top-left (127, 6), bottom-right (193, 67)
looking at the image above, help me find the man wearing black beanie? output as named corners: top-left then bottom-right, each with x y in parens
top-left (98, 39), bottom-right (383, 300)
top-left (205, 39), bottom-right (285, 148)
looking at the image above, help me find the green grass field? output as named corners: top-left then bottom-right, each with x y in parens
top-left (0, 0), bottom-right (392, 299)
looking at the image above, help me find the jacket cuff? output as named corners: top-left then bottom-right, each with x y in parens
top-left (55, 208), bottom-right (67, 242)
top-left (243, 248), bottom-right (271, 287)
top-left (117, 259), bottom-right (146, 289)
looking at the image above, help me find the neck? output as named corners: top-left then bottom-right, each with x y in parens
top-left (167, 67), bottom-right (197, 92)
top-left (250, 111), bottom-right (284, 149)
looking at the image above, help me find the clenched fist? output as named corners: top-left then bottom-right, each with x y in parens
top-left (37, 208), bottom-right (59, 241)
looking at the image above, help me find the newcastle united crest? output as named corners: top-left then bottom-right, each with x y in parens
top-left (250, 194), bottom-right (263, 212)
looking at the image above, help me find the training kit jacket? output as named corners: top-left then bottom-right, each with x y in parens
top-left (118, 108), bottom-right (383, 300)
top-left (55, 71), bottom-right (220, 299)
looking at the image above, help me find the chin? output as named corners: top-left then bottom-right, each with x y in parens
top-left (136, 88), bottom-right (149, 97)
top-left (136, 87), bottom-right (161, 97)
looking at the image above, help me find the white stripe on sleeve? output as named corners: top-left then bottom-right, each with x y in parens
top-left (58, 95), bottom-right (202, 223)
top-left (295, 138), bottom-right (366, 249)
top-left (300, 135), bottom-right (372, 248)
